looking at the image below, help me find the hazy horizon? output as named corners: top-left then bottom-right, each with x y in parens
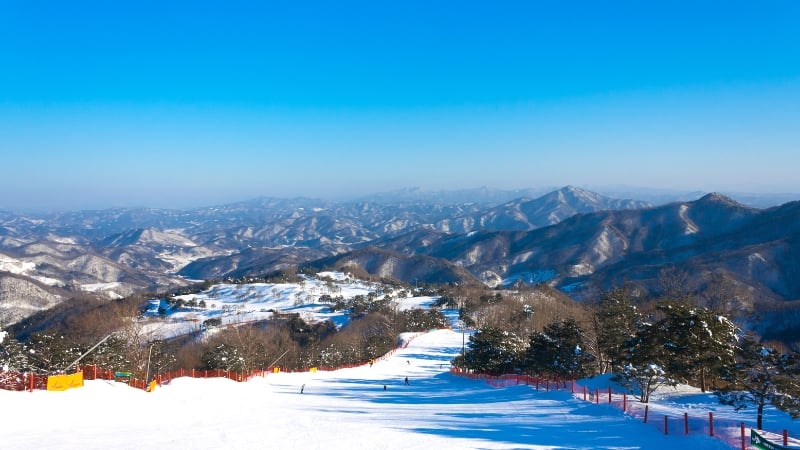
top-left (2, 183), bottom-right (799, 214)
top-left (2, 2), bottom-right (799, 211)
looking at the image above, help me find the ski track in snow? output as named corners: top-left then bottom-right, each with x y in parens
top-left (3, 273), bottom-right (798, 449)
top-left (1, 328), bottom-right (776, 449)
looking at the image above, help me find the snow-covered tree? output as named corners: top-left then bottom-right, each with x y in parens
top-left (616, 322), bottom-right (677, 402)
top-left (23, 332), bottom-right (83, 374)
top-left (618, 362), bottom-right (675, 403)
top-left (525, 318), bottom-right (595, 379)
top-left (654, 301), bottom-right (739, 392)
top-left (453, 327), bottom-right (525, 375)
top-left (201, 343), bottom-right (246, 372)
top-left (1, 330), bottom-right (25, 371)
top-left (84, 335), bottom-right (129, 371)
top-left (718, 336), bottom-right (800, 430)
top-left (593, 286), bottom-right (641, 374)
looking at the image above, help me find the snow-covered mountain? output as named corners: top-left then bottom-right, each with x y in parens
top-left (434, 185), bottom-right (652, 233)
top-left (1, 187), bottom-right (799, 328)
top-left (366, 193), bottom-right (800, 305)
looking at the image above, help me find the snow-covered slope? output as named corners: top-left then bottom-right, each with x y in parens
top-left (4, 328), bottom-right (792, 449)
top-left (141, 272), bottom-right (435, 340)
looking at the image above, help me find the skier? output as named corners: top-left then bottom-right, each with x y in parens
top-left (300, 384), bottom-right (305, 394)
top-left (404, 377), bottom-right (409, 385)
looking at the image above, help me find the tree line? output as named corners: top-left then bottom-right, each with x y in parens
top-left (0, 286), bottom-right (448, 381)
top-left (452, 285), bottom-right (800, 430)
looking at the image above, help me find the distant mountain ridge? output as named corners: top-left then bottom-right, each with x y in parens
top-left (359, 193), bottom-right (800, 301)
top-left (1, 186), bottom-right (799, 328)
top-left (434, 186), bottom-right (652, 233)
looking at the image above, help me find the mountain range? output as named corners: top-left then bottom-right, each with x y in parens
top-left (1, 185), bottom-right (798, 330)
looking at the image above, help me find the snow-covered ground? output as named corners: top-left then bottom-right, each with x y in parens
top-left (140, 272), bottom-right (436, 340)
top-left (0, 253), bottom-right (35, 275)
top-left (4, 272), bottom-right (799, 449)
top-left (5, 327), bottom-right (797, 449)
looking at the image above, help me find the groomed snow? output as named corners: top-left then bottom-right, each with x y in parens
top-left (4, 273), bottom-right (799, 449)
top-left (0, 328), bottom-right (767, 450)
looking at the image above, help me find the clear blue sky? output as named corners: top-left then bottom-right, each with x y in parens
top-left (1, 1), bottom-right (799, 211)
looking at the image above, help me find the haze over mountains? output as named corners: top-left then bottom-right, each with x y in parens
top-left (1, 186), bottom-right (798, 330)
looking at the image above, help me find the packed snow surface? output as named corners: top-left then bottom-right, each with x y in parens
top-left (5, 327), bottom-right (793, 449)
top-left (4, 272), bottom-right (800, 449)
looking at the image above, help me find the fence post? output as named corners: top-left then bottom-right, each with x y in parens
top-left (785, 430), bottom-right (789, 446)
top-left (709, 412), bottom-right (714, 437)
top-left (571, 380), bottom-right (574, 393)
top-left (608, 387), bottom-right (612, 404)
top-left (29, 373), bottom-right (34, 392)
top-left (623, 393), bottom-right (627, 412)
top-left (583, 385), bottom-right (587, 401)
top-left (595, 389), bottom-right (599, 404)
top-left (741, 423), bottom-right (746, 450)
top-left (685, 412), bottom-right (689, 435)
top-left (664, 416), bottom-right (668, 435)
top-left (644, 405), bottom-right (648, 423)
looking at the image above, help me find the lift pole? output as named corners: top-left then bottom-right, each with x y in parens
top-left (63, 333), bottom-right (113, 372)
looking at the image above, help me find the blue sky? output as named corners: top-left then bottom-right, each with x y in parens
top-left (1, 1), bottom-right (799, 210)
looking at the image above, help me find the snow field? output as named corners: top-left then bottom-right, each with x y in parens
top-left (0, 329), bottom-right (741, 449)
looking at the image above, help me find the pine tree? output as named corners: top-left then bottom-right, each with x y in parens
top-left (201, 343), bottom-right (246, 372)
top-left (147, 339), bottom-right (177, 378)
top-left (718, 336), bottom-right (800, 430)
top-left (594, 286), bottom-right (640, 373)
top-left (453, 327), bottom-right (524, 375)
top-left (616, 322), bottom-right (677, 403)
top-left (86, 335), bottom-right (129, 372)
top-left (23, 332), bottom-right (84, 374)
top-left (525, 318), bottom-right (595, 379)
top-left (0, 331), bottom-right (28, 372)
top-left (654, 301), bottom-right (738, 392)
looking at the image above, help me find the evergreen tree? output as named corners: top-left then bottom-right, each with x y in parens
top-left (24, 332), bottom-right (84, 374)
top-left (147, 339), bottom-right (177, 378)
top-left (0, 331), bottom-right (28, 373)
top-left (201, 343), bottom-right (245, 372)
top-left (654, 301), bottom-right (738, 392)
top-left (453, 327), bottom-right (524, 375)
top-left (616, 322), bottom-right (677, 403)
top-left (525, 318), bottom-right (594, 379)
top-left (594, 286), bottom-right (640, 373)
top-left (718, 336), bottom-right (800, 430)
top-left (86, 335), bottom-right (129, 372)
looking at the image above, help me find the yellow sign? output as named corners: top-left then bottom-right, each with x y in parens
top-left (46, 372), bottom-right (84, 391)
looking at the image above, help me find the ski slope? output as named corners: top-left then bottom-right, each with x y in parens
top-left (0, 328), bottom-right (754, 449)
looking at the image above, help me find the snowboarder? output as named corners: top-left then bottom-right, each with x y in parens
top-left (404, 377), bottom-right (409, 385)
top-left (383, 385), bottom-right (387, 391)
top-left (300, 384), bottom-right (305, 394)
